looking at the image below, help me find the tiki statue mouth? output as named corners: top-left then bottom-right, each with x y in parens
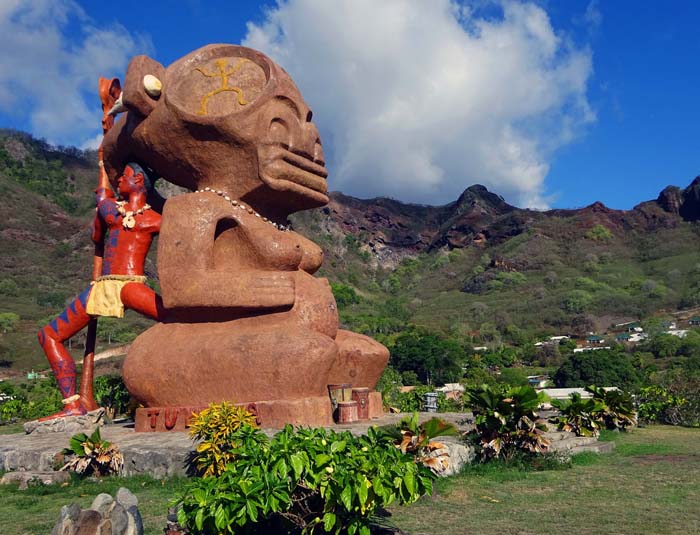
top-left (259, 145), bottom-right (329, 205)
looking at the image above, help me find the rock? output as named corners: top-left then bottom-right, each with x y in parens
top-left (126, 505), bottom-right (144, 535)
top-left (681, 176), bottom-right (700, 221)
top-left (109, 503), bottom-right (129, 535)
top-left (0, 470), bottom-right (70, 489)
top-left (424, 437), bottom-right (476, 477)
top-left (51, 518), bottom-right (74, 535)
top-left (23, 409), bottom-right (105, 435)
top-left (96, 518), bottom-right (112, 535)
top-left (116, 487), bottom-right (138, 509)
top-left (61, 503), bottom-right (83, 522)
top-left (51, 503), bottom-right (82, 535)
top-left (657, 185), bottom-right (682, 214)
top-left (90, 493), bottom-right (114, 516)
top-left (442, 439), bottom-right (476, 476)
top-left (50, 488), bottom-right (144, 535)
top-left (75, 509), bottom-right (102, 534)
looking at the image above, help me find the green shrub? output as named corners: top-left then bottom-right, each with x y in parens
top-left (330, 283), bottom-right (360, 308)
top-left (188, 402), bottom-right (258, 478)
top-left (0, 278), bottom-right (19, 296)
top-left (375, 366), bottom-right (402, 410)
top-left (562, 290), bottom-right (593, 313)
top-left (21, 390), bottom-right (62, 420)
top-left (464, 384), bottom-right (550, 461)
top-left (94, 375), bottom-right (131, 420)
top-left (585, 224), bottom-right (613, 241)
top-left (394, 386), bottom-right (451, 413)
top-left (0, 312), bottom-right (20, 333)
top-left (177, 424), bottom-right (433, 535)
top-left (637, 385), bottom-right (685, 425)
top-left (0, 398), bottom-right (25, 423)
top-left (650, 371), bottom-right (700, 427)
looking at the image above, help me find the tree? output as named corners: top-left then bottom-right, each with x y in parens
top-left (96, 317), bottom-right (139, 345)
top-left (330, 282), bottom-right (360, 308)
top-left (563, 290), bottom-right (593, 314)
top-left (94, 375), bottom-right (131, 419)
top-left (0, 312), bottom-right (19, 334)
top-left (570, 314), bottom-right (594, 336)
top-left (554, 350), bottom-right (643, 390)
top-left (647, 333), bottom-right (682, 359)
top-left (0, 279), bottom-right (18, 296)
top-left (390, 329), bottom-right (465, 385)
top-left (585, 224), bottom-right (613, 241)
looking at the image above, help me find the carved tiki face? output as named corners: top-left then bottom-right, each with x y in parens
top-left (102, 44), bottom-right (328, 216)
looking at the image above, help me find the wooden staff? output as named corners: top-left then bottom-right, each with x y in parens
top-left (78, 77), bottom-right (122, 412)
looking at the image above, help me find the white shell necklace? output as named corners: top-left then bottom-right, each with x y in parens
top-left (116, 201), bottom-right (151, 229)
top-left (195, 187), bottom-right (291, 231)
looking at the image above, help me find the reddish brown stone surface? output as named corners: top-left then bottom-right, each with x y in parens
top-left (135, 397), bottom-right (333, 432)
top-left (101, 44), bottom-right (388, 428)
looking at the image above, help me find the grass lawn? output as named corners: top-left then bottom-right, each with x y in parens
top-left (0, 475), bottom-right (189, 535)
top-left (0, 425), bottom-right (697, 535)
top-left (386, 425), bottom-right (700, 535)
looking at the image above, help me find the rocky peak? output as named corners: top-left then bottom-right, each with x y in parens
top-left (657, 185), bottom-right (682, 214)
top-left (680, 177), bottom-right (700, 221)
top-left (450, 184), bottom-right (513, 216)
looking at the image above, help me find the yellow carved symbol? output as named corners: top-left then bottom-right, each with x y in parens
top-left (194, 58), bottom-right (250, 116)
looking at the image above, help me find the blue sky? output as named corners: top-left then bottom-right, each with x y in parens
top-left (1, 0), bottom-right (698, 210)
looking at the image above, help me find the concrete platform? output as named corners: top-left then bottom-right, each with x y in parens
top-left (0, 413), bottom-right (473, 478)
top-left (0, 411), bottom-right (614, 478)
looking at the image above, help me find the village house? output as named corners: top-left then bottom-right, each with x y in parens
top-left (587, 334), bottom-right (605, 345)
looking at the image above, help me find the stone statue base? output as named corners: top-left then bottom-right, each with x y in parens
top-left (24, 408), bottom-right (105, 435)
top-left (134, 392), bottom-right (384, 432)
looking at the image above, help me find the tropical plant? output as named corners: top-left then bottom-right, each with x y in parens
top-left (380, 413), bottom-right (459, 473)
top-left (464, 384), bottom-right (550, 461)
top-left (177, 423), bottom-right (433, 535)
top-left (188, 401), bottom-right (258, 478)
top-left (585, 385), bottom-right (637, 431)
top-left (60, 427), bottom-right (123, 476)
top-left (550, 392), bottom-right (604, 437)
top-left (551, 386), bottom-right (636, 436)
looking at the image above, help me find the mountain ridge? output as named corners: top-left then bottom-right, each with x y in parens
top-left (3, 129), bottom-right (700, 371)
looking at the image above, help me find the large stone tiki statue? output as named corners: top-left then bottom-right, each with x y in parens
top-left (101, 44), bottom-right (389, 429)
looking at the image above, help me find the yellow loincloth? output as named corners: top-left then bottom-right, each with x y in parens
top-left (85, 275), bottom-right (147, 318)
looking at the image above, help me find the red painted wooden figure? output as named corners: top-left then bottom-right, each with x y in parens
top-left (37, 163), bottom-right (163, 420)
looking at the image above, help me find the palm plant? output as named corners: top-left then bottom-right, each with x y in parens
top-left (61, 427), bottom-right (123, 476)
top-left (551, 392), bottom-right (604, 437)
top-left (381, 413), bottom-right (459, 473)
top-left (464, 384), bottom-right (550, 461)
top-left (585, 385), bottom-right (637, 430)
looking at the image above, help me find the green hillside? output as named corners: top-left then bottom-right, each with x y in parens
top-left (2, 129), bottom-right (700, 375)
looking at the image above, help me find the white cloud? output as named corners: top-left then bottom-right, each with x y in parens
top-left (0, 0), bottom-right (152, 146)
top-left (80, 132), bottom-right (103, 151)
top-left (244, 0), bottom-right (594, 208)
